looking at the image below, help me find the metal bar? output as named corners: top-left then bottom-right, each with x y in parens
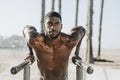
top-left (76, 65), bottom-right (83, 80)
top-left (11, 59), bottom-right (30, 74)
top-left (75, 0), bottom-right (79, 26)
top-left (75, 59), bottom-right (94, 74)
top-left (24, 66), bottom-right (30, 80)
top-left (97, 0), bottom-right (104, 59)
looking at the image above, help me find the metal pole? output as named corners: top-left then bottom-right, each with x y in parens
top-left (75, 0), bottom-right (79, 26)
top-left (75, 59), bottom-right (94, 80)
top-left (11, 59), bottom-right (30, 74)
top-left (97, 0), bottom-right (104, 59)
top-left (76, 66), bottom-right (83, 80)
top-left (51, 0), bottom-right (55, 11)
top-left (24, 66), bottom-right (30, 80)
top-left (40, 0), bottom-right (45, 32)
top-left (86, 0), bottom-right (94, 63)
top-left (58, 0), bottom-right (62, 15)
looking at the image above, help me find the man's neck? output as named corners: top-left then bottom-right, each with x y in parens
top-left (45, 33), bottom-right (61, 46)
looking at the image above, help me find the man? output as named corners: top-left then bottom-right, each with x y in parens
top-left (23, 11), bottom-right (86, 80)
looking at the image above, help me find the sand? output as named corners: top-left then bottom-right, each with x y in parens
top-left (0, 48), bottom-right (120, 80)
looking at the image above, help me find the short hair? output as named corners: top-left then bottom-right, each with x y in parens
top-left (44, 11), bottom-right (62, 22)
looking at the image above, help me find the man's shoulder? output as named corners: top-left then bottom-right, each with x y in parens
top-left (28, 32), bottom-right (45, 45)
top-left (36, 32), bottom-right (45, 39)
top-left (38, 32), bottom-right (44, 36)
top-left (61, 32), bottom-right (70, 37)
top-left (60, 32), bottom-right (70, 41)
top-left (60, 32), bottom-right (76, 48)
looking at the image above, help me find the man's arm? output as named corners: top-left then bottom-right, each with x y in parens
top-left (23, 25), bottom-right (38, 64)
top-left (23, 25), bottom-right (38, 42)
top-left (25, 43), bottom-right (35, 64)
top-left (71, 26), bottom-right (86, 64)
top-left (70, 26), bottom-right (86, 45)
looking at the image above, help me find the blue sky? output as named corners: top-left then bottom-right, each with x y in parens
top-left (0, 0), bottom-right (120, 49)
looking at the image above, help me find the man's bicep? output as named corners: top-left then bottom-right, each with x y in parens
top-left (69, 26), bottom-right (86, 45)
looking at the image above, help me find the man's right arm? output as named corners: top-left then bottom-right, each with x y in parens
top-left (23, 25), bottom-right (38, 64)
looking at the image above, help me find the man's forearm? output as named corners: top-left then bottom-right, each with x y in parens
top-left (27, 43), bottom-right (34, 55)
top-left (73, 26), bottom-right (86, 56)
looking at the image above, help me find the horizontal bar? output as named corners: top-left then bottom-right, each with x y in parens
top-left (74, 59), bottom-right (94, 74)
top-left (11, 59), bottom-right (30, 75)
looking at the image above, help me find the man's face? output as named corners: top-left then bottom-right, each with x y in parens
top-left (44, 17), bottom-right (62, 39)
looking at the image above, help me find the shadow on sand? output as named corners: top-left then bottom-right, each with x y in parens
top-left (93, 58), bottom-right (114, 63)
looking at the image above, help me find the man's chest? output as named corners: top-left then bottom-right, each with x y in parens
top-left (33, 42), bottom-right (72, 58)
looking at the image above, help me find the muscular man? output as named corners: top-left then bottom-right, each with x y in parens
top-left (23, 11), bottom-right (86, 80)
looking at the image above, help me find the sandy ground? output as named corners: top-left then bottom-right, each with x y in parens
top-left (0, 48), bottom-right (120, 80)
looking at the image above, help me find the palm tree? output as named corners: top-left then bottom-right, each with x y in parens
top-left (86, 0), bottom-right (94, 63)
top-left (97, 0), bottom-right (104, 60)
top-left (58, 0), bottom-right (62, 15)
top-left (51, 0), bottom-right (55, 11)
top-left (40, 0), bottom-right (45, 32)
top-left (75, 0), bottom-right (79, 27)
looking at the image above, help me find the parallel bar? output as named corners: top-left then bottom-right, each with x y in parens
top-left (24, 66), bottom-right (30, 80)
top-left (76, 65), bottom-right (83, 80)
top-left (11, 59), bottom-right (30, 74)
top-left (75, 59), bottom-right (94, 74)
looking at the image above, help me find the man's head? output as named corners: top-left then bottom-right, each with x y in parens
top-left (44, 11), bottom-right (62, 39)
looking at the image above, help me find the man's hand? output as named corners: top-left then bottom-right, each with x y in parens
top-left (72, 55), bottom-right (82, 65)
top-left (25, 55), bottom-right (35, 65)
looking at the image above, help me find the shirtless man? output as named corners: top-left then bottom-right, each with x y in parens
top-left (23, 11), bottom-right (86, 80)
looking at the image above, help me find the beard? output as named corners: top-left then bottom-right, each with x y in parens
top-left (50, 32), bottom-right (61, 39)
top-left (46, 30), bottom-right (61, 39)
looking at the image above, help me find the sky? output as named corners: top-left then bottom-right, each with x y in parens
top-left (0, 0), bottom-right (120, 49)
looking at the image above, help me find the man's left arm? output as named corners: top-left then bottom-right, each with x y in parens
top-left (71, 26), bottom-right (86, 64)
top-left (70, 26), bottom-right (86, 44)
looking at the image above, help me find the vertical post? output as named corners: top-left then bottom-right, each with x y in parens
top-left (75, 42), bottom-right (84, 80)
top-left (86, 0), bottom-right (94, 63)
top-left (58, 0), bottom-right (62, 15)
top-left (40, 0), bottom-right (45, 32)
top-left (97, 0), bottom-right (104, 60)
top-left (76, 66), bottom-right (83, 80)
top-left (75, 0), bottom-right (79, 26)
top-left (24, 66), bottom-right (30, 80)
top-left (51, 0), bottom-right (55, 11)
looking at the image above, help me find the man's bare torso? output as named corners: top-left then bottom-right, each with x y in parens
top-left (29, 33), bottom-right (76, 80)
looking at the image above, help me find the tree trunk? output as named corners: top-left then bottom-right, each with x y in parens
top-left (86, 0), bottom-right (94, 63)
top-left (58, 0), bottom-right (62, 15)
top-left (40, 0), bottom-right (45, 32)
top-left (51, 0), bottom-right (55, 11)
top-left (97, 0), bottom-right (104, 59)
top-left (75, 0), bottom-right (79, 26)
